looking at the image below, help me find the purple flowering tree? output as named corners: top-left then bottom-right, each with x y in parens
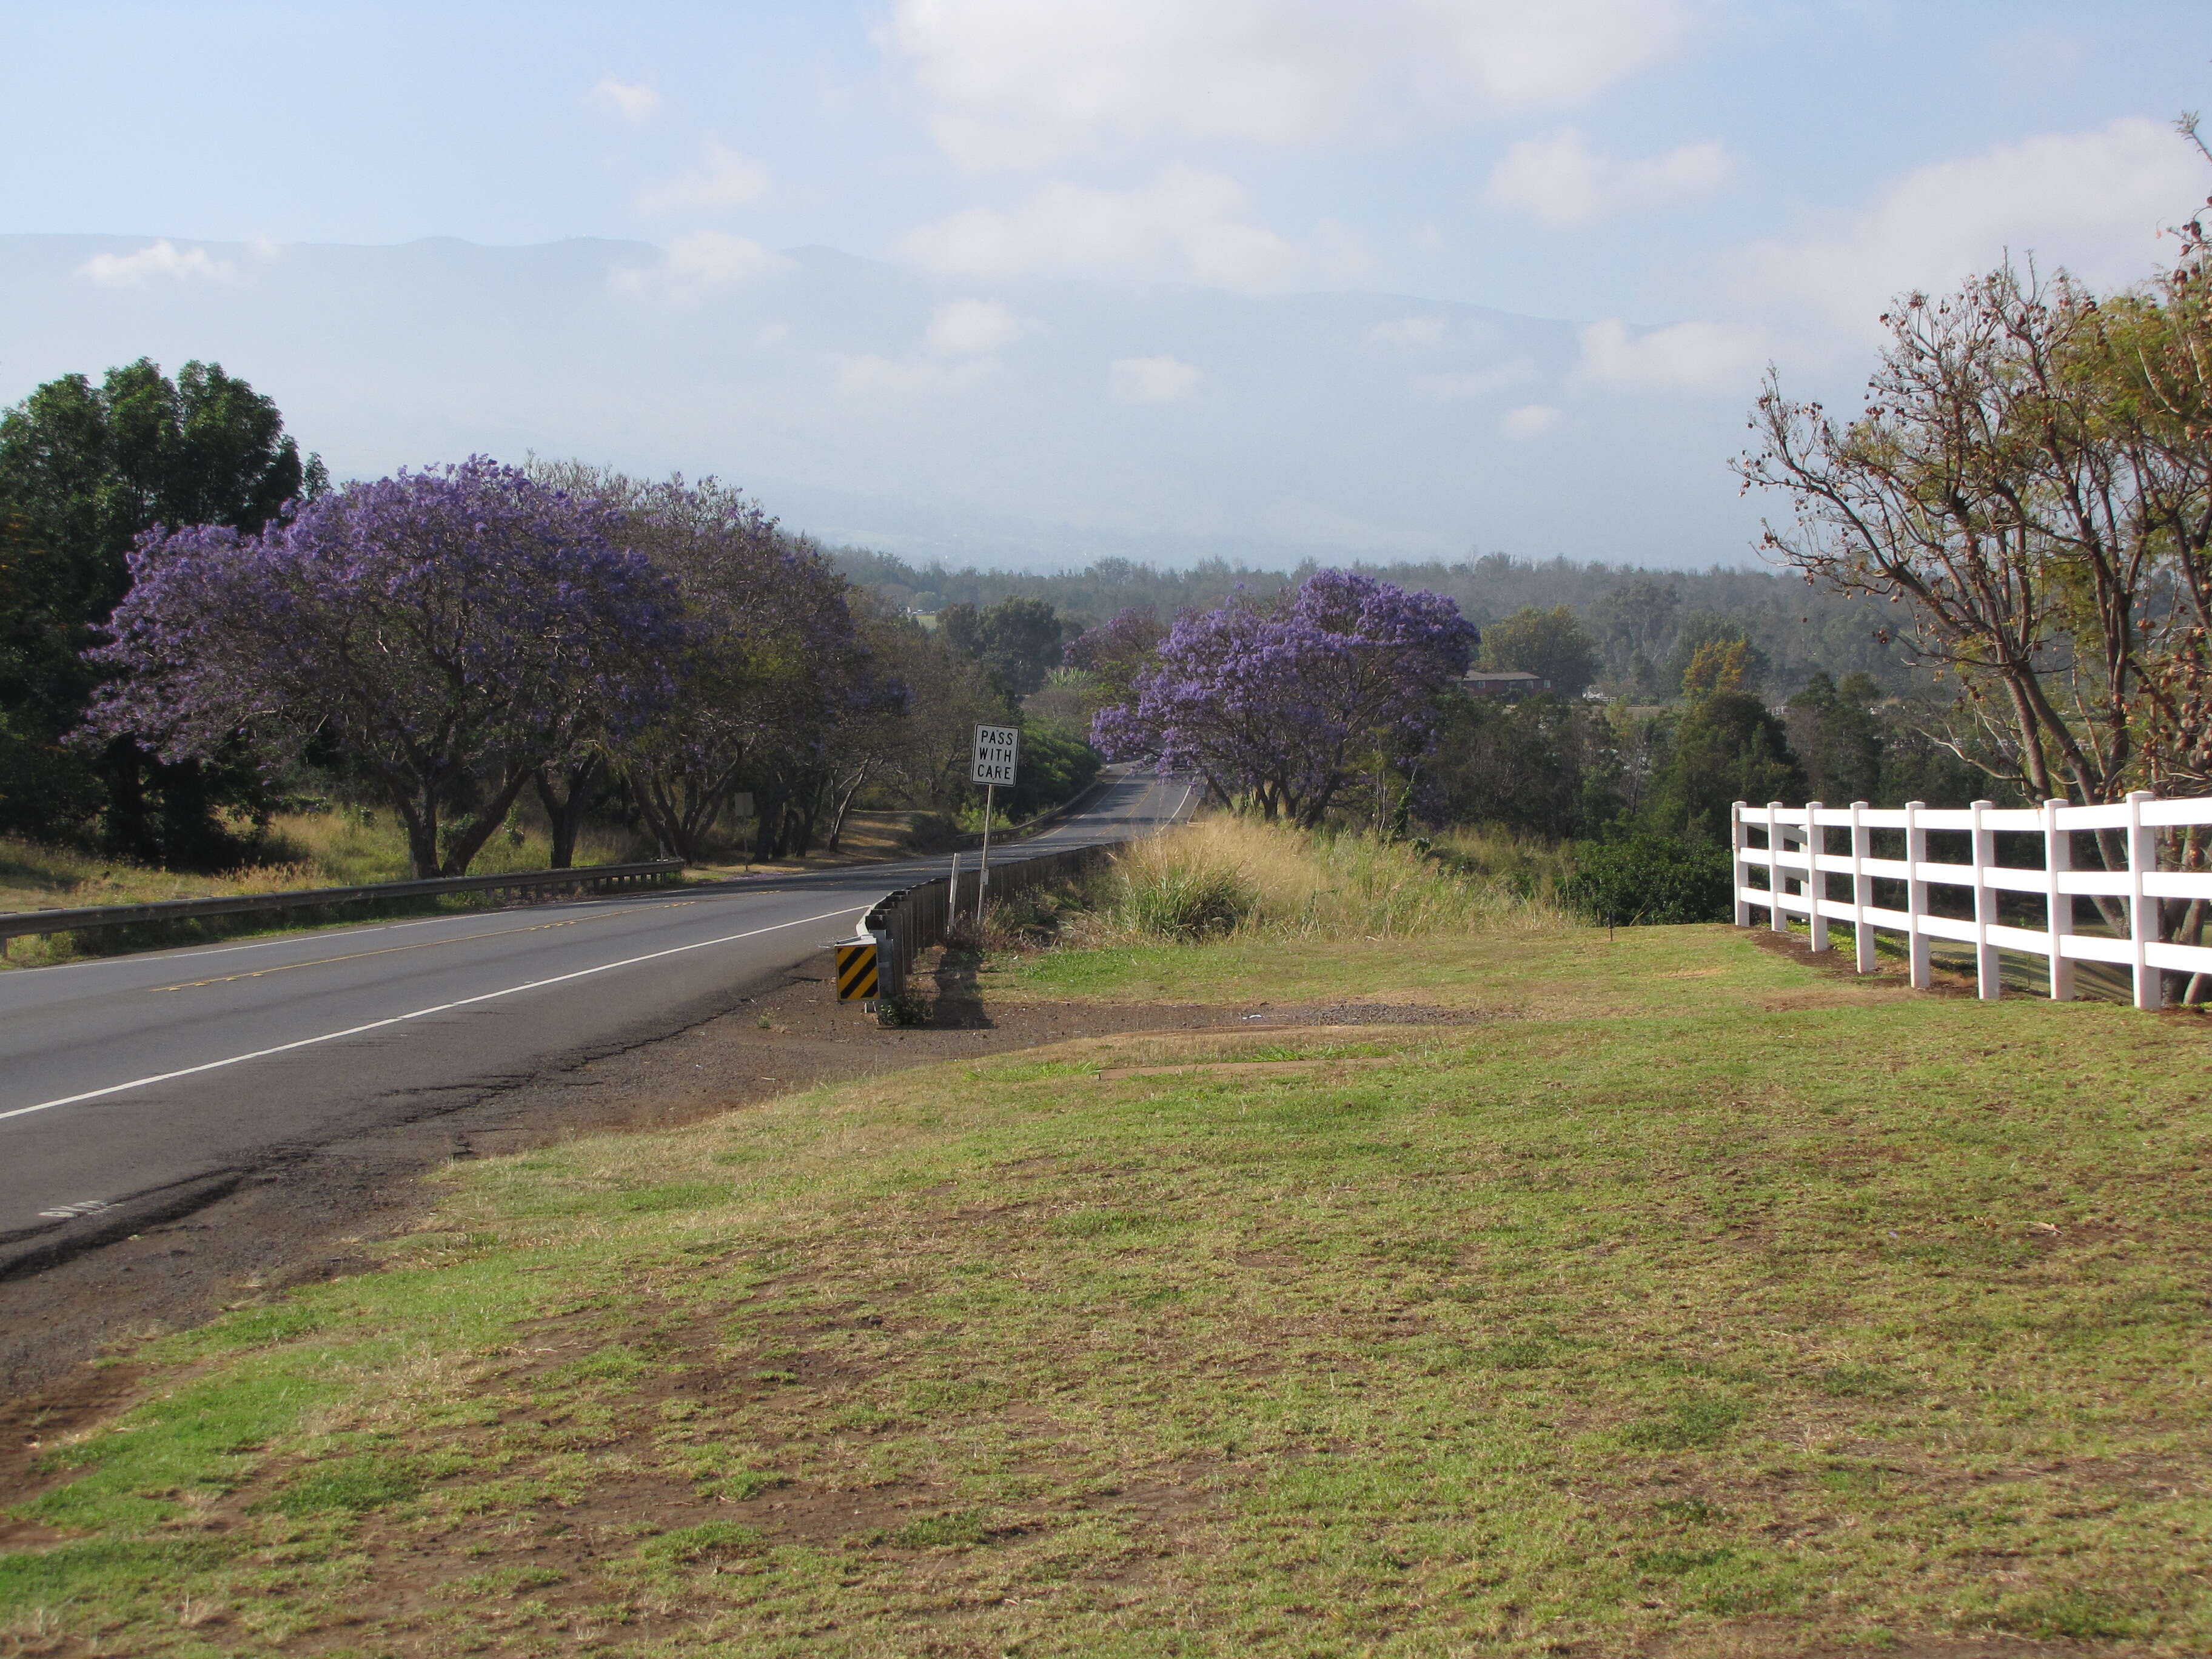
top-left (1092, 569), bottom-right (1475, 826)
top-left (87, 457), bottom-right (684, 878)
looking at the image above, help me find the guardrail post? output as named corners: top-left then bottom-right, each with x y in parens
top-left (1731, 802), bottom-right (1749, 927)
top-left (1904, 800), bottom-right (1931, 990)
top-left (2043, 798), bottom-right (2074, 1002)
top-left (1970, 799), bottom-right (1999, 1000)
top-left (2128, 790), bottom-right (2162, 1010)
top-left (1850, 800), bottom-right (1874, 973)
top-left (1767, 802), bottom-right (1789, 933)
top-left (1805, 801), bottom-right (1828, 952)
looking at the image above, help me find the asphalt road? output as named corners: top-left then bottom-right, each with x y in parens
top-left (0, 769), bottom-right (1192, 1278)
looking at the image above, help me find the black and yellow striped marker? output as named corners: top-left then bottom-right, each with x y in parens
top-left (834, 938), bottom-right (880, 1002)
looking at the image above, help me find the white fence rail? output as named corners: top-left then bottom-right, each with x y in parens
top-left (1731, 794), bottom-right (2212, 1009)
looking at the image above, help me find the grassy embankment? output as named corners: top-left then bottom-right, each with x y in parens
top-left (4, 820), bottom-right (2209, 1655)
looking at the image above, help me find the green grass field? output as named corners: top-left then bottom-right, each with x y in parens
top-left (4, 920), bottom-right (2209, 1656)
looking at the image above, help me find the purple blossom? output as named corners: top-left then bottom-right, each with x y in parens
top-left (87, 457), bottom-right (685, 877)
top-left (1091, 569), bottom-right (1474, 825)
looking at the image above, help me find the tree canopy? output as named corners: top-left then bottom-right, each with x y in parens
top-left (0, 358), bottom-right (323, 858)
top-left (1093, 570), bottom-right (1475, 826)
top-left (88, 458), bottom-right (683, 878)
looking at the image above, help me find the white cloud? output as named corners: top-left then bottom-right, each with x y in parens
top-left (638, 141), bottom-right (770, 213)
top-left (923, 298), bottom-right (1028, 357)
top-left (900, 166), bottom-right (1367, 290)
top-left (1487, 129), bottom-right (1731, 227)
top-left (75, 240), bottom-right (243, 289)
top-left (611, 232), bottom-right (791, 305)
top-left (883, 0), bottom-right (1687, 169)
top-left (1109, 355), bottom-right (1203, 403)
top-left (1575, 318), bottom-right (1770, 394)
top-left (1728, 116), bottom-right (2202, 336)
top-left (1502, 403), bottom-right (1564, 438)
top-left (1366, 315), bottom-right (1447, 349)
top-left (1412, 362), bottom-right (1535, 400)
top-left (834, 302), bottom-right (1029, 393)
top-left (592, 79), bottom-right (659, 122)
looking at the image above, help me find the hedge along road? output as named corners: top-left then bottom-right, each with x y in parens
top-left (0, 769), bottom-right (1195, 1281)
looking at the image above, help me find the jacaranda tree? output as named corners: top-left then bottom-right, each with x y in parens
top-left (87, 458), bottom-right (683, 878)
top-left (1093, 569), bottom-right (1475, 826)
top-left (527, 464), bottom-right (885, 863)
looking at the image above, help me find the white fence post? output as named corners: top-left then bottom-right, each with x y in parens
top-left (1904, 800), bottom-right (1932, 990)
top-left (1850, 800), bottom-right (1875, 974)
top-left (2042, 799), bottom-right (2074, 1002)
top-left (1768, 800), bottom-right (1789, 934)
top-left (1731, 801), bottom-right (1750, 927)
top-left (1970, 799), bottom-right (2000, 1000)
top-left (1805, 800), bottom-right (1828, 952)
top-left (2128, 790), bottom-right (2163, 1010)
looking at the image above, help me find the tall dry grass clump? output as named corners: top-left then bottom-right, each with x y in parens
top-left (1096, 816), bottom-right (1569, 944)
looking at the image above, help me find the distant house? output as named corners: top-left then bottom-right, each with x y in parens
top-left (1461, 669), bottom-right (1552, 701)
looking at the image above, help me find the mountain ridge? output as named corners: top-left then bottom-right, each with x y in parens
top-left (0, 233), bottom-right (1764, 569)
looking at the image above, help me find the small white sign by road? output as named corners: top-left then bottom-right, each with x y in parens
top-left (970, 724), bottom-right (1020, 786)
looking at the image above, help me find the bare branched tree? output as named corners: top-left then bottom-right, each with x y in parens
top-left (1737, 130), bottom-right (2212, 956)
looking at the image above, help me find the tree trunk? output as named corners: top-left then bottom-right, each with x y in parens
top-left (826, 771), bottom-right (869, 853)
top-left (390, 782), bottom-right (441, 880)
top-left (100, 739), bottom-right (155, 865)
top-left (438, 765), bottom-right (537, 877)
top-left (752, 787), bottom-right (789, 860)
top-left (534, 757), bottom-right (601, 870)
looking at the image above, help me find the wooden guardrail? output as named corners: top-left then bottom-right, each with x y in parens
top-left (0, 859), bottom-right (686, 953)
top-left (1734, 794), bottom-right (2212, 1008)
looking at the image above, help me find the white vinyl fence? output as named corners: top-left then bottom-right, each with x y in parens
top-left (1732, 794), bottom-right (2212, 1009)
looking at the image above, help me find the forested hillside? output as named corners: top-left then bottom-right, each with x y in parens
top-left (833, 548), bottom-right (1924, 699)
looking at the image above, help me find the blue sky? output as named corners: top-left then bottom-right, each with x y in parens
top-left (4, 2), bottom-right (2208, 566)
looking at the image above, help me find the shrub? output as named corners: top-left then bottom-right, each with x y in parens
top-left (1125, 861), bottom-right (1255, 939)
top-left (1096, 815), bottom-right (1566, 944)
top-left (1561, 834), bottom-right (1734, 926)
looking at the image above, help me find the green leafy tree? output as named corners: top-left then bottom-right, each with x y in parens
top-left (1007, 728), bottom-right (1102, 817)
top-left (1588, 578), bottom-right (1680, 695)
top-left (936, 601), bottom-right (984, 663)
top-left (1641, 691), bottom-right (1804, 842)
top-left (0, 358), bottom-right (321, 861)
top-left (1785, 671), bottom-right (1884, 803)
top-left (936, 595), bottom-right (1068, 699)
top-left (1663, 612), bottom-right (1770, 699)
top-left (978, 595), bottom-right (1066, 697)
top-left (1432, 692), bottom-right (1595, 838)
top-left (1477, 604), bottom-right (1600, 697)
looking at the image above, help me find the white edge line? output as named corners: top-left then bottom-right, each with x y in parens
top-left (0, 902), bottom-right (870, 1126)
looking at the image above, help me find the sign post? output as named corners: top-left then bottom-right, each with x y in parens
top-left (969, 724), bottom-right (1019, 917)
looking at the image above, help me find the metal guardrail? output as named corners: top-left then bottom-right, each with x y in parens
top-left (863, 842), bottom-right (1118, 1004)
top-left (0, 859), bottom-right (686, 950)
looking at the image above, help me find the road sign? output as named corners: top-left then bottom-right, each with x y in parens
top-left (970, 724), bottom-right (1020, 786)
top-left (833, 937), bottom-right (879, 1002)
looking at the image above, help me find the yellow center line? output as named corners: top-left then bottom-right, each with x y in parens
top-left (148, 902), bottom-right (702, 992)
